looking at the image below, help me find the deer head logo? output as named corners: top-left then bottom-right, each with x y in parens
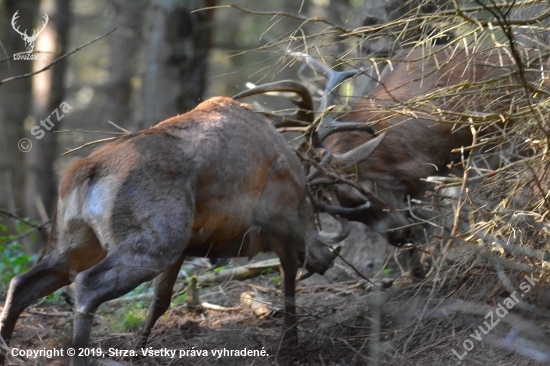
top-left (11, 11), bottom-right (49, 54)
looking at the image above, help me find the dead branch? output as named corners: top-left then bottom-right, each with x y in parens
top-left (0, 28), bottom-right (116, 87)
top-left (201, 302), bottom-right (241, 312)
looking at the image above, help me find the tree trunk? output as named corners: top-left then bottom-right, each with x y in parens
top-left (0, 1), bottom-right (36, 215)
top-left (24, 0), bottom-right (71, 252)
top-left (104, 0), bottom-right (146, 130)
top-left (137, 0), bottom-right (215, 128)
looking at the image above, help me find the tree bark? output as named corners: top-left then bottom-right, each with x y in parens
top-left (0, 1), bottom-right (36, 215)
top-left (104, 0), bottom-right (146, 130)
top-left (24, 0), bottom-right (71, 252)
top-left (137, 0), bottom-right (215, 128)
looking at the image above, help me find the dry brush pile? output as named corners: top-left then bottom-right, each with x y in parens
top-left (236, 0), bottom-right (550, 363)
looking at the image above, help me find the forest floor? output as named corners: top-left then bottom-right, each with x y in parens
top-left (1, 257), bottom-right (548, 366)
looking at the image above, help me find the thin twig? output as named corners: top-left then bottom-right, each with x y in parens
top-left (0, 28), bottom-right (116, 86)
top-left (62, 137), bottom-right (117, 156)
top-left (0, 208), bottom-right (41, 228)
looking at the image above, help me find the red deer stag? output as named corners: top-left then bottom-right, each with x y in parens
top-left (234, 45), bottom-right (545, 248)
top-left (0, 97), bottom-right (347, 365)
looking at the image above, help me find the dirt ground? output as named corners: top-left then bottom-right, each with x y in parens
top-left (1, 223), bottom-right (549, 366)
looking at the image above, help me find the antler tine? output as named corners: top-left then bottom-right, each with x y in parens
top-left (317, 123), bottom-right (376, 140)
top-left (41, 13), bottom-right (49, 27)
top-left (287, 51), bottom-right (368, 141)
top-left (287, 51), bottom-right (358, 98)
top-left (28, 13), bottom-right (49, 39)
top-left (316, 200), bottom-right (371, 216)
top-left (318, 69), bottom-right (358, 119)
top-left (317, 69), bottom-right (368, 140)
top-left (11, 11), bottom-right (27, 36)
top-left (288, 51), bottom-right (331, 75)
top-left (233, 80), bottom-right (314, 124)
top-left (35, 13), bottom-right (49, 36)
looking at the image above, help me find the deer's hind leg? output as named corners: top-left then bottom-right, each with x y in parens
top-left (0, 225), bottom-right (105, 364)
top-left (70, 222), bottom-right (192, 365)
top-left (0, 253), bottom-right (71, 349)
top-left (134, 251), bottom-right (187, 348)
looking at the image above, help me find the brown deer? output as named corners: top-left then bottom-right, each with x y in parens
top-left (234, 45), bottom-right (546, 249)
top-left (0, 97), bottom-right (346, 365)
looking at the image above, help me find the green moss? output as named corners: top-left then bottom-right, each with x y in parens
top-left (112, 307), bottom-right (147, 332)
top-left (172, 293), bottom-right (188, 307)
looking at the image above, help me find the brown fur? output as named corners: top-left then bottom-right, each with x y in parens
top-left (59, 159), bottom-right (96, 199)
top-left (0, 97), bottom-right (338, 365)
top-left (324, 46), bottom-right (545, 244)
